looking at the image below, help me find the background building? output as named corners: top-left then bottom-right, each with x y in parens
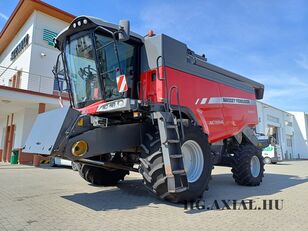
top-left (0, 0), bottom-right (73, 165)
top-left (289, 112), bottom-right (308, 159)
top-left (256, 102), bottom-right (308, 159)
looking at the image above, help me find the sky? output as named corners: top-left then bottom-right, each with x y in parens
top-left (0, 0), bottom-right (308, 112)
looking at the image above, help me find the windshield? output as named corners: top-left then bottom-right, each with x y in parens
top-left (95, 33), bottom-right (137, 101)
top-left (65, 34), bottom-right (102, 108)
top-left (65, 32), bottom-right (137, 108)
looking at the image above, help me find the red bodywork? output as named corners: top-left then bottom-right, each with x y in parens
top-left (78, 67), bottom-right (258, 144)
top-left (140, 66), bottom-right (258, 143)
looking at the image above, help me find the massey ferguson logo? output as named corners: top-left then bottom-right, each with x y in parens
top-left (195, 97), bottom-right (256, 105)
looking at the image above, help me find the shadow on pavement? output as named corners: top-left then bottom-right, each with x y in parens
top-left (184, 172), bottom-right (308, 214)
top-left (62, 179), bottom-right (179, 211)
top-left (62, 172), bottom-right (308, 212)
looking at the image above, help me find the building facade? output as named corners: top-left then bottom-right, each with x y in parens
top-left (0, 0), bottom-right (73, 165)
top-left (289, 112), bottom-right (308, 159)
top-left (256, 102), bottom-right (308, 159)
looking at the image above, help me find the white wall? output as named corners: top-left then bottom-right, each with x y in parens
top-left (256, 102), bottom-right (296, 159)
top-left (290, 112), bottom-right (308, 159)
top-left (0, 11), bottom-right (69, 94)
top-left (12, 110), bottom-right (25, 149)
top-left (0, 117), bottom-right (7, 150)
top-left (28, 11), bottom-right (69, 94)
top-left (0, 14), bottom-right (35, 90)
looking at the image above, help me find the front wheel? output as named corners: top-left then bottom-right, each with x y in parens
top-left (78, 164), bottom-right (129, 186)
top-left (232, 144), bottom-right (264, 186)
top-left (140, 122), bottom-right (212, 203)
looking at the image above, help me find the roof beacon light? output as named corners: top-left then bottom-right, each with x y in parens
top-left (73, 23), bottom-right (77, 28)
top-left (83, 19), bottom-right (88, 25)
top-left (77, 21), bottom-right (82, 26)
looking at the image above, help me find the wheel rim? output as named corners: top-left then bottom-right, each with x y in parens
top-left (181, 140), bottom-right (204, 183)
top-left (250, 156), bottom-right (261, 177)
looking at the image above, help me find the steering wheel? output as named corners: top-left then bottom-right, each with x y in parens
top-left (78, 65), bottom-right (97, 80)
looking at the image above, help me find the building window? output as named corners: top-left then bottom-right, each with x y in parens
top-left (285, 121), bottom-right (293, 127)
top-left (286, 135), bottom-right (292, 147)
top-left (267, 115), bottom-right (279, 123)
top-left (8, 70), bottom-right (21, 88)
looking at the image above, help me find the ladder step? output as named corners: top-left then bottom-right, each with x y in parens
top-left (166, 125), bottom-right (177, 129)
top-left (173, 169), bottom-right (186, 174)
top-left (167, 139), bottom-right (180, 144)
top-left (170, 154), bottom-right (183, 158)
top-left (175, 187), bottom-right (188, 193)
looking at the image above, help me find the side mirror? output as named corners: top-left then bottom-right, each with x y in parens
top-left (118, 20), bottom-right (130, 41)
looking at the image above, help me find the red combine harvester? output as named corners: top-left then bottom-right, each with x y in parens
top-left (24, 16), bottom-right (266, 203)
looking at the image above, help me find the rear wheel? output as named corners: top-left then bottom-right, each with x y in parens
top-left (78, 164), bottom-right (129, 186)
top-left (140, 122), bottom-right (212, 203)
top-left (232, 144), bottom-right (264, 186)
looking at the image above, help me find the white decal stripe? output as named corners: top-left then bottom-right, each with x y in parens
top-left (208, 97), bottom-right (256, 105)
top-left (208, 97), bottom-right (222, 104)
top-left (120, 78), bottom-right (125, 91)
top-left (200, 98), bottom-right (207, 104)
top-left (119, 76), bottom-right (127, 92)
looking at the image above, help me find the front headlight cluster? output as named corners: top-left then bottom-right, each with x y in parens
top-left (72, 19), bottom-right (88, 28)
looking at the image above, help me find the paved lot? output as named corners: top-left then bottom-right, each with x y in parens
top-left (0, 161), bottom-right (307, 231)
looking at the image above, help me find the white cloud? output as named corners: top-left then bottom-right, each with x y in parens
top-left (296, 54), bottom-right (308, 70)
top-left (253, 72), bottom-right (308, 111)
top-left (0, 12), bottom-right (8, 21)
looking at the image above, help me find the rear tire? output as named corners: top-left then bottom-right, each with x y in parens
top-left (232, 144), bottom-right (264, 186)
top-left (140, 122), bottom-right (212, 203)
top-left (78, 164), bottom-right (129, 186)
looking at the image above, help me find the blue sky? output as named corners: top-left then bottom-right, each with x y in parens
top-left (0, 0), bottom-right (308, 112)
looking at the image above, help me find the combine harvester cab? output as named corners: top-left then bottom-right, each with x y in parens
top-left (24, 16), bottom-right (267, 203)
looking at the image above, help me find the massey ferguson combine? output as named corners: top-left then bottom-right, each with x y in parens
top-left (24, 16), bottom-right (266, 203)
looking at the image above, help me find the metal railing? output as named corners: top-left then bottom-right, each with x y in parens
top-left (0, 65), bottom-right (57, 94)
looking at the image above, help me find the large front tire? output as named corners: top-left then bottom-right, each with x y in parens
top-left (140, 122), bottom-right (212, 203)
top-left (78, 164), bottom-right (129, 186)
top-left (231, 144), bottom-right (264, 186)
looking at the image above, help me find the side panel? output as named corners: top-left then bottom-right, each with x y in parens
top-left (140, 67), bottom-right (258, 143)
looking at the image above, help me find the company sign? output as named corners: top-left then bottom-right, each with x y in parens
top-left (10, 34), bottom-right (29, 61)
top-left (43, 29), bottom-right (58, 46)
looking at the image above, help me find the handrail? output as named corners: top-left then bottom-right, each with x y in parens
top-left (156, 55), bottom-right (169, 111)
top-left (169, 85), bottom-right (185, 141)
